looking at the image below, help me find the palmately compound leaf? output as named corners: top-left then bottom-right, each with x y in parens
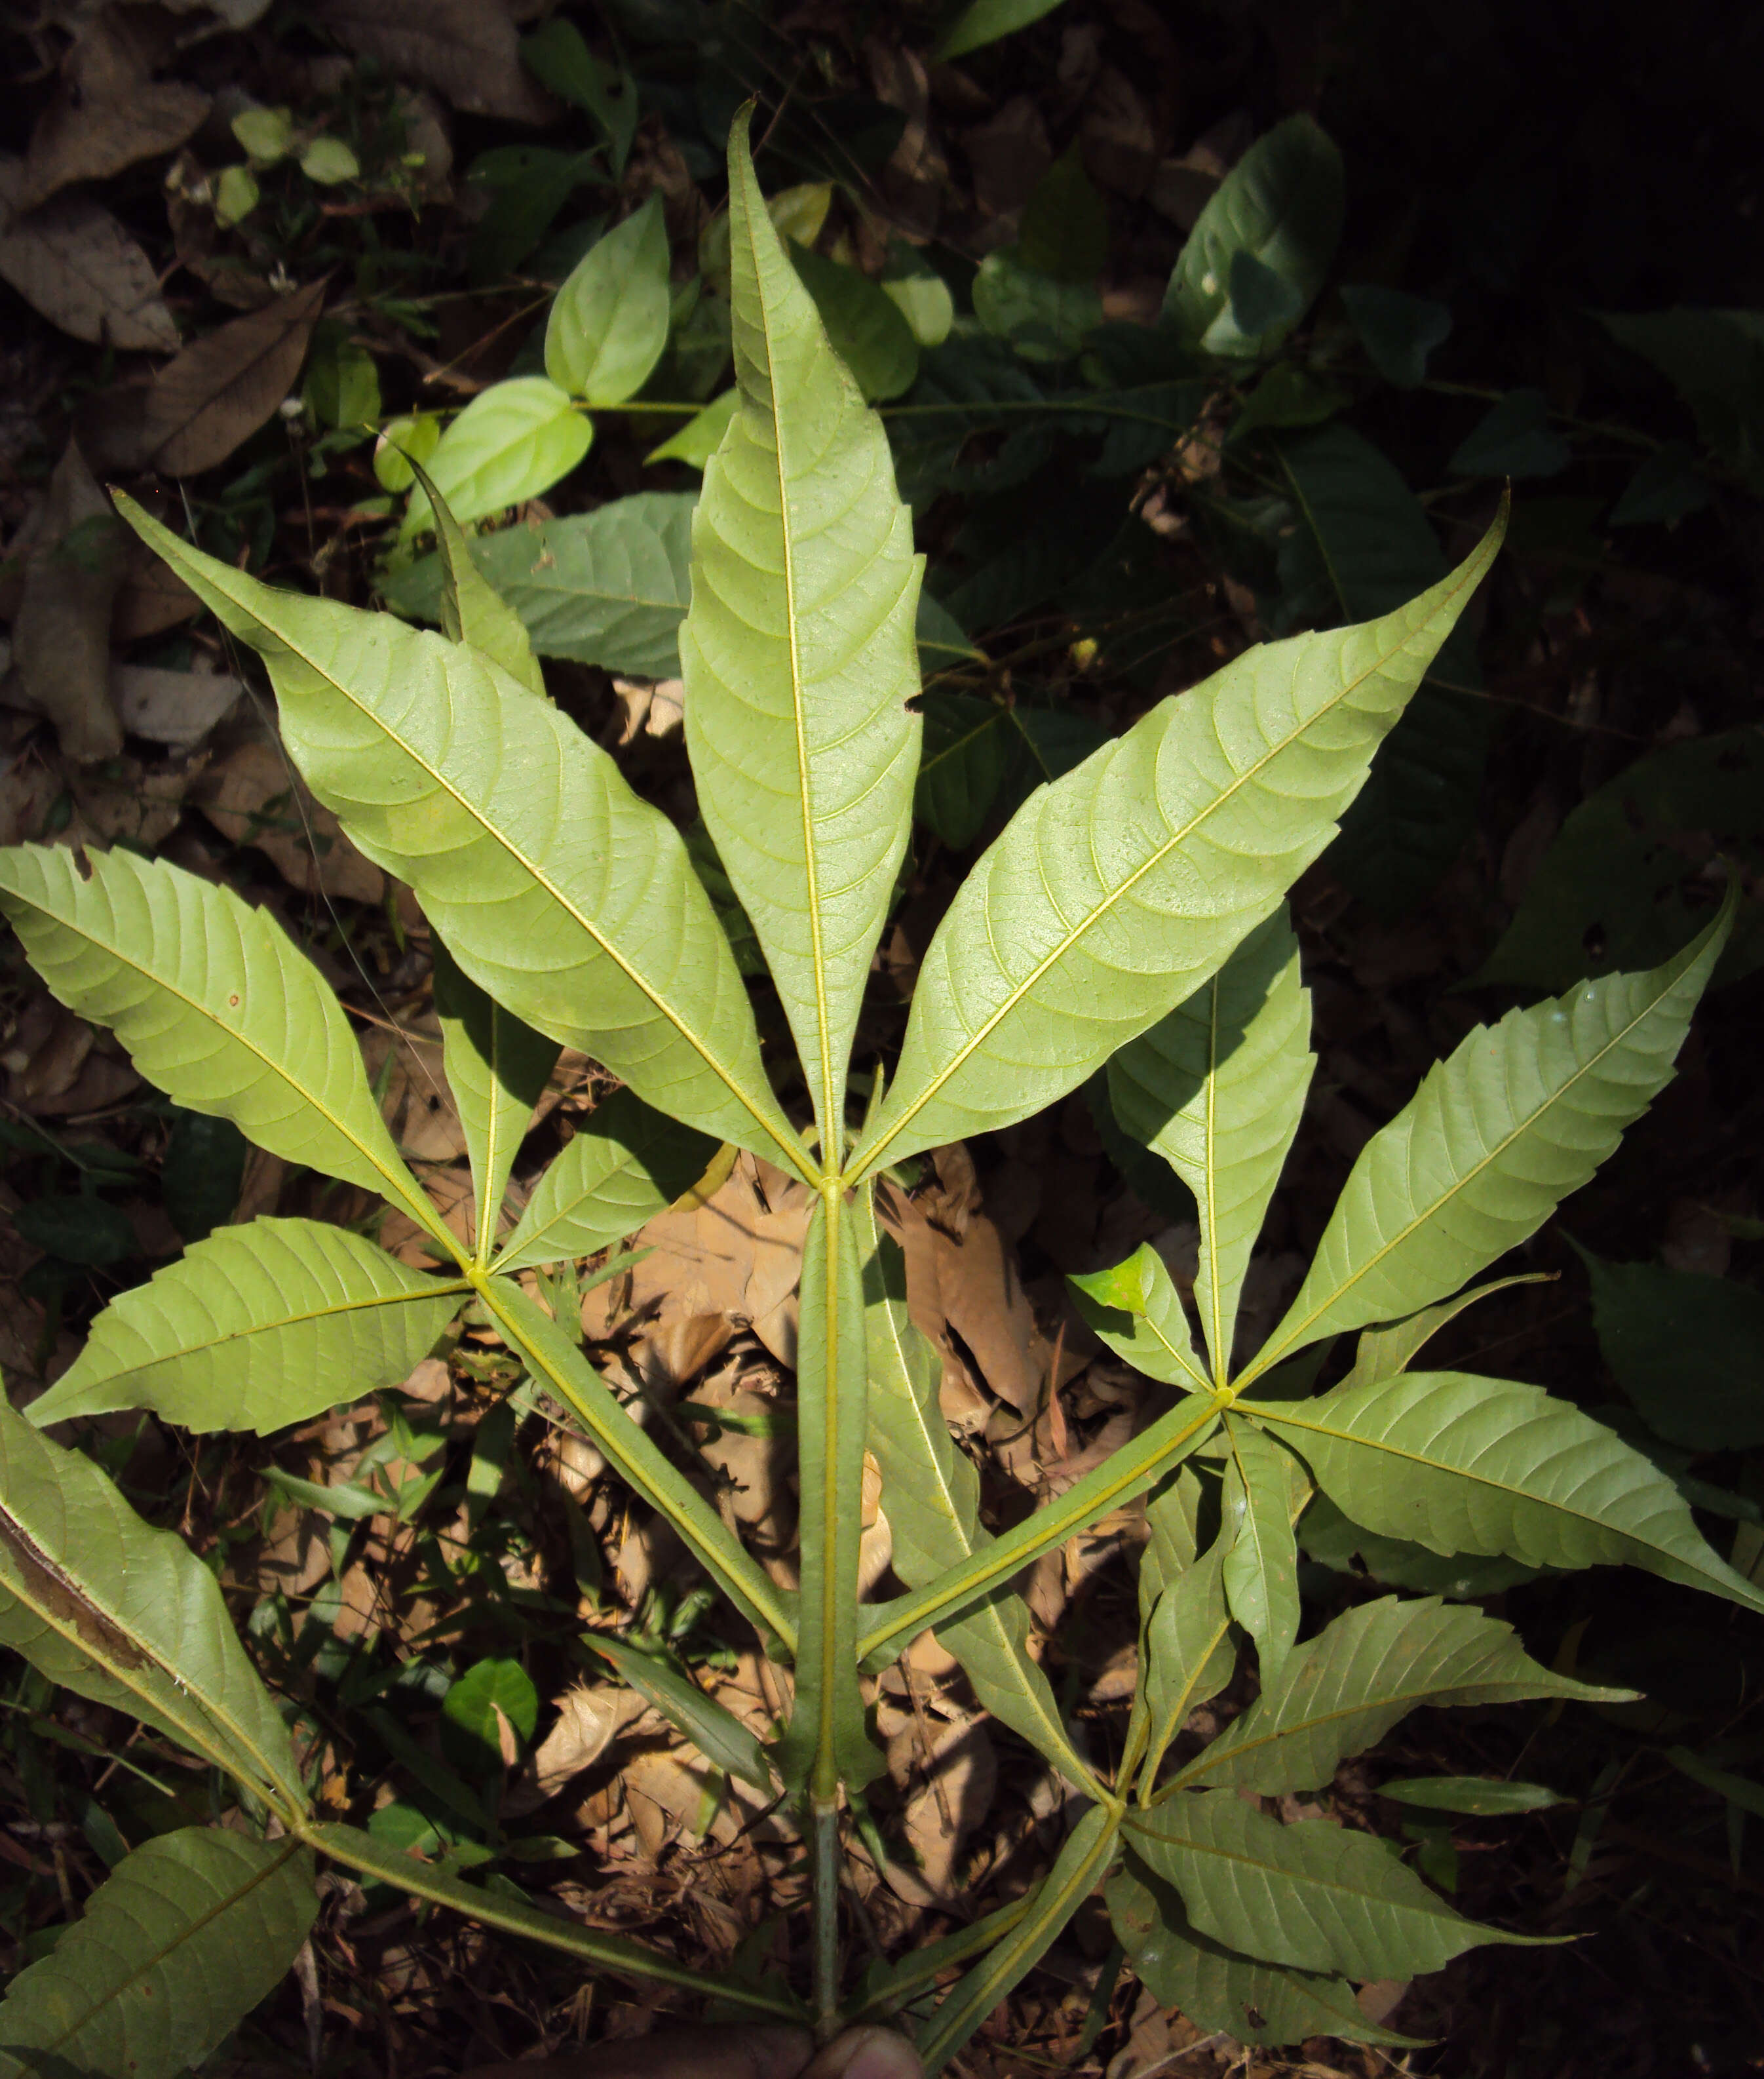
top-left (853, 511), bottom-right (1504, 1177)
top-left (1164, 115), bottom-right (1344, 358)
top-left (414, 457), bottom-right (545, 700)
top-left (0, 843), bottom-right (448, 1251)
top-left (1250, 889), bottom-right (1735, 1380)
top-left (583, 1633), bottom-right (773, 1791)
top-left (380, 492), bottom-right (696, 680)
top-left (497, 1087), bottom-right (719, 1272)
top-left (1178, 1593), bottom-right (1630, 1797)
top-left (1126, 1789), bottom-right (1527, 1981)
top-left (432, 939), bottom-right (560, 1263)
top-left (917, 1806), bottom-right (1119, 2074)
top-left (116, 496), bottom-right (807, 1181)
top-left (1109, 908), bottom-right (1313, 1378)
top-left (1219, 1414), bottom-right (1309, 1687)
top-left (0, 1829), bottom-right (316, 2079)
top-left (28, 1218), bottom-right (465, 1434)
top-left (1069, 1241), bottom-right (1209, 1391)
top-left (1253, 1370), bottom-right (1764, 1612)
top-left (0, 1401), bottom-right (305, 1811)
top-left (680, 107), bottom-right (922, 1146)
top-left (545, 196), bottom-right (672, 406)
top-left (859, 1191), bottom-right (1096, 1791)
top-left (1107, 1850), bottom-right (1417, 2049)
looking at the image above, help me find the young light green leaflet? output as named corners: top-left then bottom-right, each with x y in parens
top-left (1, 100), bottom-right (1750, 2076)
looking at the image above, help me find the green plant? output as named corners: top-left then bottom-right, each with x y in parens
top-left (0, 107), bottom-right (1756, 2075)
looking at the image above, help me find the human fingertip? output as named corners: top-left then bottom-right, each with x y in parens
top-left (804, 2024), bottom-right (924, 2079)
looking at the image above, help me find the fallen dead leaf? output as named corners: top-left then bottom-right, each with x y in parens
top-left (964, 95), bottom-right (1052, 225)
top-left (359, 1023), bottom-right (465, 1167)
top-left (0, 159), bottom-right (180, 352)
top-left (623, 1749), bottom-right (727, 1857)
top-left (112, 661), bottom-right (240, 748)
top-left (105, 277), bottom-right (329, 478)
top-left (867, 39), bottom-right (946, 238)
top-left (9, 436), bottom-right (125, 762)
top-left (691, 1369), bottom-right (794, 1541)
top-left (19, 14), bottom-right (210, 210)
top-left (190, 733), bottom-right (385, 902)
top-left (587, 1153), bottom-right (811, 1353)
top-left (111, 532), bottom-right (201, 640)
top-left (316, 0), bottom-right (557, 125)
top-left (1079, 68), bottom-right (1159, 197)
top-left (934, 1209), bottom-right (1046, 1417)
top-left (3, 990), bottom-right (139, 1117)
top-left (0, 752), bottom-right (52, 848)
top-left (743, 1204), bottom-right (811, 1367)
top-left (629, 1312), bottom-right (736, 1397)
top-left (68, 758), bottom-right (187, 851)
top-left (895, 1719), bottom-right (997, 1904)
top-left (858, 1450), bottom-right (892, 1599)
top-left (504, 1683), bottom-right (649, 1816)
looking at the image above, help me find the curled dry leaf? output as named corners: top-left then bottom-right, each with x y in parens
top-left (10, 437), bottom-right (125, 763)
top-left (315, 0), bottom-right (557, 125)
top-left (0, 159), bottom-right (180, 353)
top-left (189, 735), bottom-right (385, 903)
top-left (100, 278), bottom-right (329, 478)
top-left (19, 15), bottom-right (210, 210)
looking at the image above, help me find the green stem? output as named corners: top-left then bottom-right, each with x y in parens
top-left (476, 1272), bottom-right (796, 1648)
top-left (811, 1795), bottom-right (842, 2040)
top-left (857, 1399), bottom-right (1221, 1664)
top-left (303, 1820), bottom-right (799, 2017)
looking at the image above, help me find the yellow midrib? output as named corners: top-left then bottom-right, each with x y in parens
top-left (40, 866), bottom-right (451, 1258)
top-left (1203, 972), bottom-right (1225, 1374)
top-left (43, 1838), bottom-right (304, 2046)
top-left (78, 1279), bottom-right (469, 1384)
top-left (176, 556), bottom-right (814, 1190)
top-left (1, 1494), bottom-right (300, 1812)
top-left (853, 544), bottom-right (1487, 1180)
top-left (750, 196), bottom-right (838, 1148)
